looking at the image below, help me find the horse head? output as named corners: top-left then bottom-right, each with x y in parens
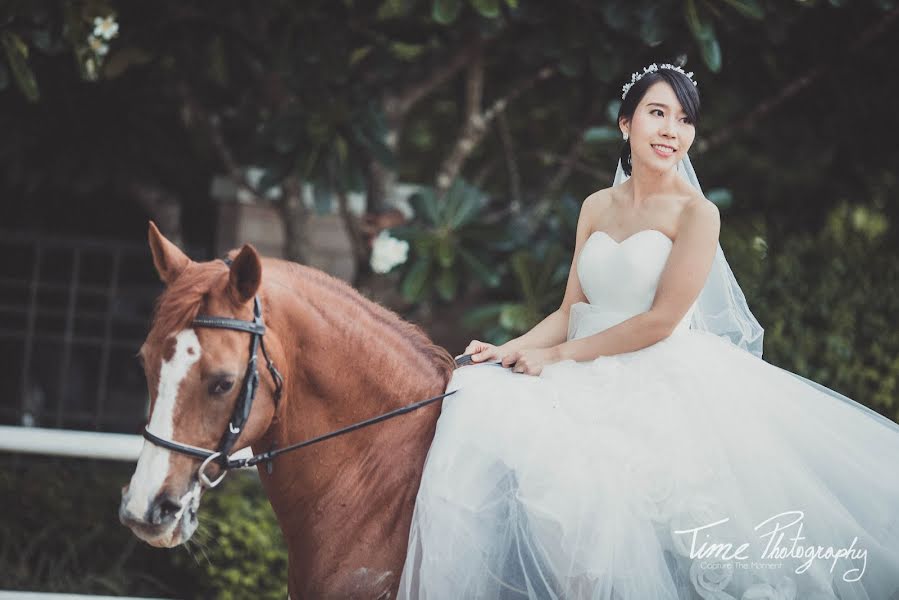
top-left (119, 222), bottom-right (283, 547)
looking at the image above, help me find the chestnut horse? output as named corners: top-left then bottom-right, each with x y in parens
top-left (119, 222), bottom-right (456, 599)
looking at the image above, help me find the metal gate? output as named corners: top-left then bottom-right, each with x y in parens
top-left (0, 231), bottom-right (170, 432)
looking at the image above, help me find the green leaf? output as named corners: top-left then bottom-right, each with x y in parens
top-left (1, 31), bottom-right (39, 101)
top-left (458, 246), bottom-right (501, 287)
top-left (500, 303), bottom-right (531, 333)
top-left (684, 0), bottom-right (715, 41)
top-left (413, 236), bottom-right (434, 261)
top-left (313, 180), bottom-right (332, 214)
top-left (510, 251), bottom-right (536, 305)
top-left (719, 0), bottom-right (765, 19)
top-left (461, 303), bottom-right (505, 328)
top-left (469, 0), bottom-right (500, 18)
top-left (409, 189), bottom-right (440, 225)
top-left (441, 179), bottom-right (466, 225)
top-left (377, 0), bottom-right (414, 19)
top-left (435, 267), bottom-right (458, 301)
top-left (485, 325), bottom-right (514, 345)
top-left (389, 41), bottom-right (426, 61)
top-left (706, 188), bottom-right (733, 208)
top-left (401, 256), bottom-right (432, 303)
top-left (350, 45), bottom-right (372, 65)
top-left (685, 0), bottom-right (723, 72)
top-left (538, 245), bottom-right (563, 287)
top-left (606, 99), bottom-right (622, 124)
top-left (638, 5), bottom-right (667, 46)
top-left (584, 126), bottom-right (621, 144)
top-left (436, 234), bottom-right (456, 268)
top-left (433, 0), bottom-right (463, 24)
top-left (698, 35), bottom-right (722, 72)
top-left (450, 186), bottom-right (483, 228)
top-left (599, 0), bottom-right (631, 32)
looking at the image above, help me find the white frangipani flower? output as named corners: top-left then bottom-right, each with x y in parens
top-left (370, 230), bottom-right (410, 274)
top-left (93, 16), bottom-right (120, 41)
top-left (88, 35), bottom-right (109, 56)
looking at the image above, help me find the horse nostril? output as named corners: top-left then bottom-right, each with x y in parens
top-left (149, 494), bottom-right (183, 526)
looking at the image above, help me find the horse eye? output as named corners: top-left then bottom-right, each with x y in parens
top-left (209, 379), bottom-right (235, 396)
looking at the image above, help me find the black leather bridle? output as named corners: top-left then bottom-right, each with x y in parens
top-left (142, 260), bottom-right (460, 488)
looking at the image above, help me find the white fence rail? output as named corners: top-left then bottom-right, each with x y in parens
top-left (0, 425), bottom-right (253, 463)
top-left (0, 593), bottom-right (171, 600)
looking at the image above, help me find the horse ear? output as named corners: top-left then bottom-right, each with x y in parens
top-left (229, 244), bottom-right (262, 304)
top-left (148, 221), bottom-right (189, 285)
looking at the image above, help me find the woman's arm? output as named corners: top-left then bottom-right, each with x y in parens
top-left (500, 309), bottom-right (569, 354)
top-left (552, 198), bottom-right (720, 362)
top-left (499, 192), bottom-right (601, 354)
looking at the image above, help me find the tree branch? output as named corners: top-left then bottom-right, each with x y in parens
top-left (383, 32), bottom-right (485, 124)
top-left (435, 63), bottom-right (556, 196)
top-left (702, 6), bottom-right (899, 152)
top-left (538, 103), bottom-right (603, 203)
top-left (497, 111), bottom-right (522, 212)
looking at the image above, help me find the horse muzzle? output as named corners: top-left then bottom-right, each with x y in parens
top-left (119, 485), bottom-right (200, 547)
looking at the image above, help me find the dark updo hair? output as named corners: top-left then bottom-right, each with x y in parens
top-left (617, 67), bottom-right (701, 176)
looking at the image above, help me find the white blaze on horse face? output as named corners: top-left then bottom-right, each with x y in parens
top-left (125, 329), bottom-right (201, 518)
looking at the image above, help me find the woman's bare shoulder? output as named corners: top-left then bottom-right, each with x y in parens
top-left (683, 190), bottom-right (719, 218)
top-left (678, 192), bottom-right (721, 236)
top-left (582, 186), bottom-right (615, 217)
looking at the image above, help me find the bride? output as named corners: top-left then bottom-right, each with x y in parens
top-left (396, 63), bottom-right (899, 600)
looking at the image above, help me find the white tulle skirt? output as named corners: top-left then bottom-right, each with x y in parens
top-left (397, 328), bottom-right (899, 600)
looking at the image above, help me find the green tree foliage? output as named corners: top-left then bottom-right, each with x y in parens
top-left (170, 472), bottom-right (288, 600)
top-left (388, 178), bottom-right (503, 302)
top-left (0, 456), bottom-right (287, 600)
top-left (755, 201), bottom-right (899, 421)
top-left (1, 4), bottom-right (898, 600)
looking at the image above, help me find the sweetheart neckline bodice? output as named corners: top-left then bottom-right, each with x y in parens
top-left (572, 226), bottom-right (695, 341)
top-left (586, 228), bottom-right (674, 246)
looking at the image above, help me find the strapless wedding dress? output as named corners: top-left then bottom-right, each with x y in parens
top-left (397, 229), bottom-right (899, 600)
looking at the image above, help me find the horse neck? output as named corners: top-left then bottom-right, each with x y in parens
top-left (261, 260), bottom-right (452, 427)
top-left (252, 262), bottom-right (451, 574)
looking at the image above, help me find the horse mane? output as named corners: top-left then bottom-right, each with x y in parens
top-left (149, 257), bottom-right (457, 388)
top-left (148, 262), bottom-right (226, 343)
top-left (270, 258), bottom-right (457, 388)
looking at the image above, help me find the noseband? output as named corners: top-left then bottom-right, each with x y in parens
top-left (142, 258), bottom-right (458, 488)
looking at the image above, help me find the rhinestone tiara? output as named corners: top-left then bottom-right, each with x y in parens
top-left (621, 63), bottom-right (698, 100)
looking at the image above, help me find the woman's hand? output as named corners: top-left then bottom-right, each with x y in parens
top-left (501, 347), bottom-right (561, 376)
top-left (459, 340), bottom-right (507, 364)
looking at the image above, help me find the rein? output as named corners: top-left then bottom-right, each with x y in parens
top-left (142, 258), bottom-right (468, 488)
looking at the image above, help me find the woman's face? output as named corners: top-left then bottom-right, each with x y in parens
top-left (620, 80), bottom-right (696, 174)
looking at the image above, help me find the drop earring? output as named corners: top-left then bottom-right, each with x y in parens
top-left (623, 132), bottom-right (629, 142)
